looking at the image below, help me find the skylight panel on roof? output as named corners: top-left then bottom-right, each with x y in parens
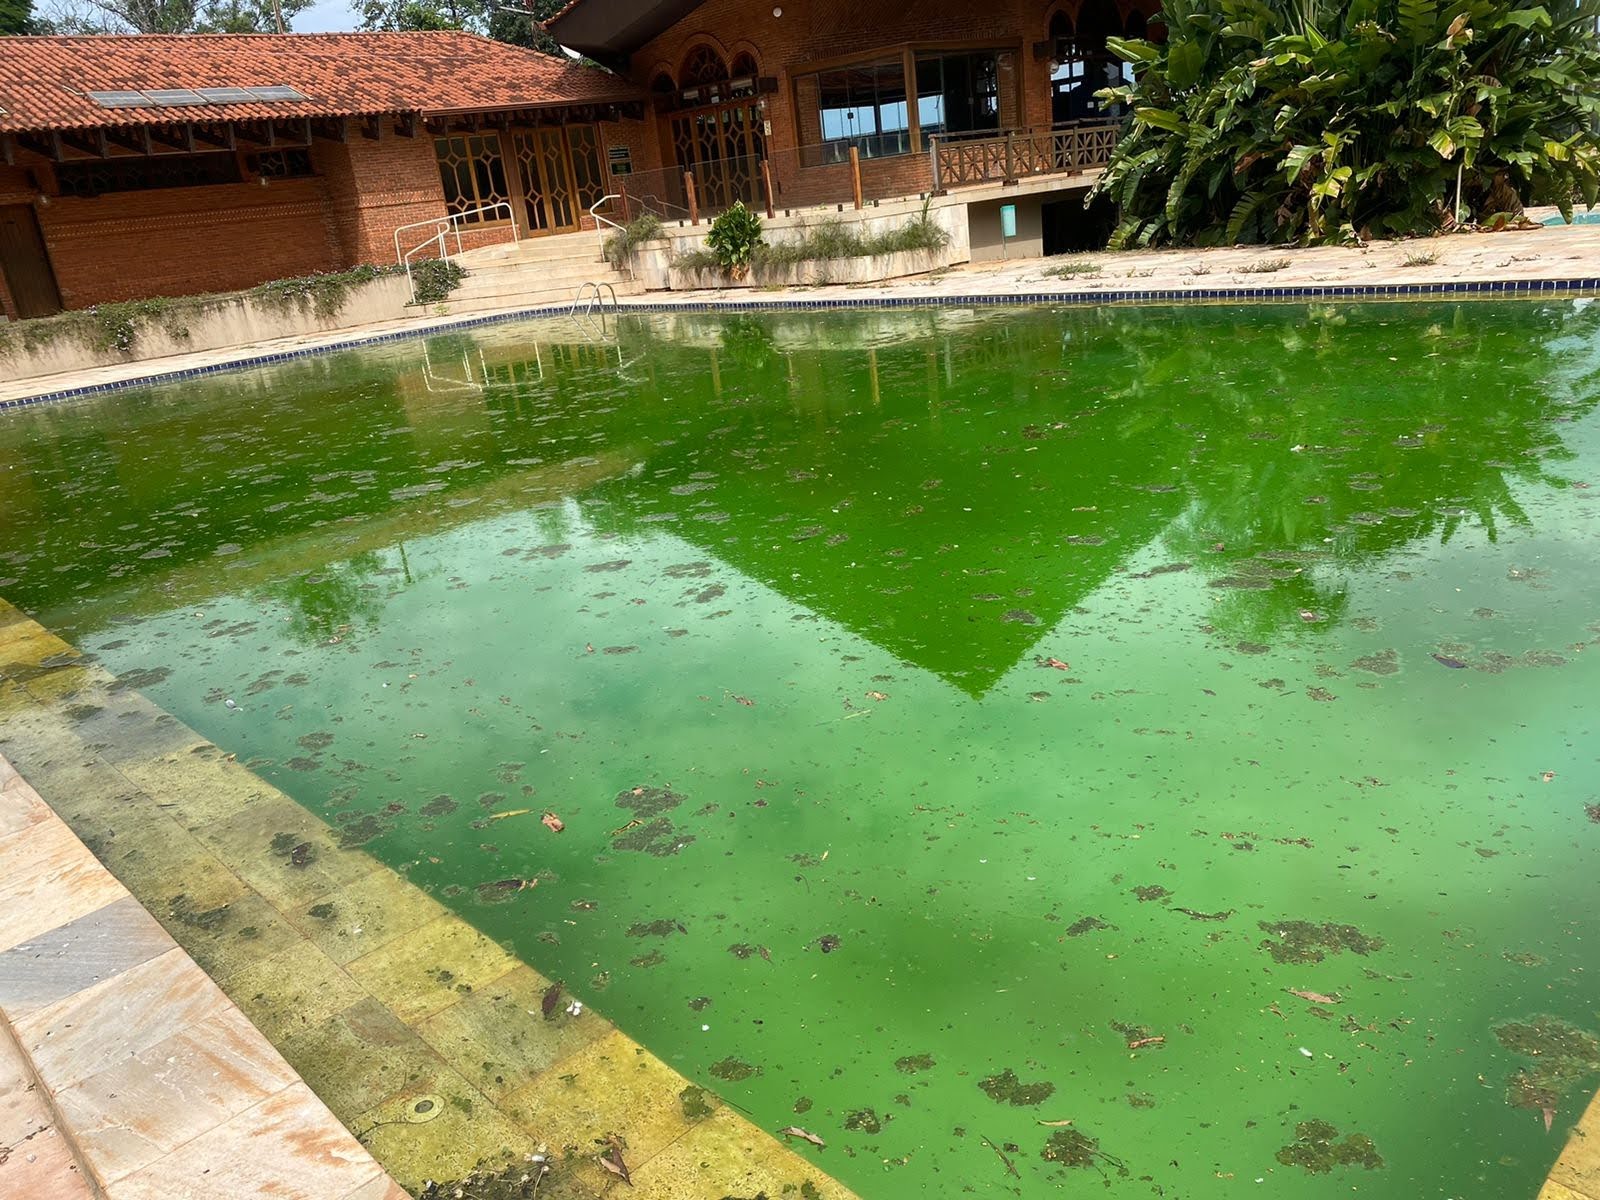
top-left (87, 90), bottom-right (156, 109)
top-left (143, 88), bottom-right (207, 106)
top-left (246, 85), bottom-right (307, 102)
top-left (195, 87), bottom-right (257, 105)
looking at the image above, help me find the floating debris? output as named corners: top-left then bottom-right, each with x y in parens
top-left (780, 1126), bottom-right (826, 1148)
top-left (1174, 907), bottom-right (1233, 922)
top-left (978, 1068), bottom-right (1055, 1107)
top-left (1275, 1119), bottom-right (1384, 1174)
top-left (843, 1108), bottom-right (882, 1133)
top-left (1258, 920), bottom-right (1384, 965)
top-left (709, 1056), bottom-right (761, 1082)
top-left (895, 1054), bottom-right (936, 1074)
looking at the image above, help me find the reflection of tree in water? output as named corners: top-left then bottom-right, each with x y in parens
top-left (1094, 301), bottom-right (1600, 639)
top-left (261, 551), bottom-right (388, 646)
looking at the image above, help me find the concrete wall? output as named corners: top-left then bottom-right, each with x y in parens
top-left (967, 193), bottom-right (1044, 262)
top-left (0, 271), bottom-right (413, 383)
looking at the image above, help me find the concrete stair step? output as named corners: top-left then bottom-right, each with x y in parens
top-left (441, 280), bottom-right (644, 314)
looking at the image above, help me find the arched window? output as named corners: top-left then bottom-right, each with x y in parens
top-left (680, 44), bottom-right (729, 87)
top-left (650, 71), bottom-right (675, 94)
top-left (728, 51), bottom-right (759, 99)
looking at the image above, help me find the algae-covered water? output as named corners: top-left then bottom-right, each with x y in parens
top-left (3, 300), bottom-right (1600, 1199)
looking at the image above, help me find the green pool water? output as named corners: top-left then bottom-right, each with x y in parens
top-left (3, 300), bottom-right (1600, 1199)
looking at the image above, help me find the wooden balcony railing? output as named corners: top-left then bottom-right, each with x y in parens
top-left (930, 121), bottom-right (1122, 191)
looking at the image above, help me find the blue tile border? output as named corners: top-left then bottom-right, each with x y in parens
top-left (4, 276), bottom-right (1599, 410)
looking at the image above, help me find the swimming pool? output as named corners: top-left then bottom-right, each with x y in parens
top-left (2, 299), bottom-right (1598, 1198)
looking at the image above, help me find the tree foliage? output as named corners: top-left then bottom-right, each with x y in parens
top-left (33, 0), bottom-right (310, 32)
top-left (1088, 0), bottom-right (1600, 245)
top-left (357, 0), bottom-right (568, 53)
top-left (1, 0), bottom-right (36, 34)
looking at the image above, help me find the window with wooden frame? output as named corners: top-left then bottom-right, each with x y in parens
top-left (794, 46), bottom-right (1006, 166)
top-left (433, 134), bottom-right (511, 223)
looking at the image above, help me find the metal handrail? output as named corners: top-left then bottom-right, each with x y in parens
top-left (590, 195), bottom-right (631, 281)
top-left (392, 202), bottom-right (518, 304)
top-left (569, 281), bottom-right (620, 341)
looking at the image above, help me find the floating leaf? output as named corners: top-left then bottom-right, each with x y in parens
top-left (780, 1126), bottom-right (826, 1148)
top-left (541, 811), bottom-right (565, 833)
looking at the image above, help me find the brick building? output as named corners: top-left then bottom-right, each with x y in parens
top-left (0, 32), bottom-right (648, 320)
top-left (0, 6), bottom-right (1159, 321)
top-left (547, 0), bottom-right (1161, 221)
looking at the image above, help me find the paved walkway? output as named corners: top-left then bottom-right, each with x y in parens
top-left (0, 752), bottom-right (405, 1200)
top-left (2, 221), bottom-right (1596, 406)
top-left (0, 599), bottom-right (857, 1200)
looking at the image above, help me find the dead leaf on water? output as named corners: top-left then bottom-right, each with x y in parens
top-left (1288, 989), bottom-right (1340, 1005)
top-left (1037, 1118), bottom-right (1074, 1127)
top-left (487, 808), bottom-right (531, 821)
top-left (780, 1126), bottom-right (826, 1148)
top-left (541, 811), bottom-right (565, 833)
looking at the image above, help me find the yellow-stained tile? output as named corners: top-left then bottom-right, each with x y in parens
top-left (415, 964), bottom-right (611, 1102)
top-left (111, 745), bottom-right (274, 832)
top-left (346, 913), bottom-right (519, 1026)
top-left (351, 1059), bottom-right (536, 1193)
top-left (195, 790), bottom-right (373, 908)
top-left (223, 939), bottom-right (367, 1044)
top-left (277, 996), bottom-right (454, 1119)
top-left (1539, 1181), bottom-right (1598, 1200)
top-left (626, 1105), bottom-right (860, 1200)
top-left (500, 1029), bottom-right (699, 1178)
top-left (287, 864), bottom-right (445, 965)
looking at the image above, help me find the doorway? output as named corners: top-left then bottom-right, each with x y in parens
top-left (0, 205), bottom-right (62, 319)
top-left (510, 127), bottom-right (606, 235)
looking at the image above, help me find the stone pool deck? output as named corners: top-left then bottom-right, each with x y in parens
top-left (0, 598), bottom-right (857, 1199)
top-left (2, 219), bottom-right (1597, 407)
top-left (0, 757), bottom-right (406, 1199)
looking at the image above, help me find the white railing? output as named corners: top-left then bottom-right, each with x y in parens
top-left (569, 280), bottom-right (619, 342)
top-left (392, 202), bottom-right (518, 304)
top-left (591, 195), bottom-right (629, 280)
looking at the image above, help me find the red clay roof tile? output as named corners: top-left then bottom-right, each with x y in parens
top-left (0, 31), bottom-right (643, 134)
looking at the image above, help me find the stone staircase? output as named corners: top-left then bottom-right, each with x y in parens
top-left (440, 228), bottom-right (642, 315)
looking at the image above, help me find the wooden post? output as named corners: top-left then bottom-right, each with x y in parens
top-left (685, 171), bottom-right (699, 225)
top-left (1004, 130), bottom-right (1016, 182)
top-left (761, 159), bottom-right (776, 219)
top-left (848, 145), bottom-right (863, 210)
top-left (619, 184), bottom-right (632, 222)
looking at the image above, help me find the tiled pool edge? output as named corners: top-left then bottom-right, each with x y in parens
top-left (0, 753), bottom-right (407, 1200)
top-left (0, 600), bottom-right (860, 1200)
top-left (4, 275), bottom-right (1599, 409)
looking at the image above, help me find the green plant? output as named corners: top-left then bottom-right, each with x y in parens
top-left (251, 264), bottom-right (395, 318)
top-left (705, 201), bottom-right (765, 276)
top-left (407, 259), bottom-right (466, 306)
top-left (1089, 0), bottom-right (1600, 246)
top-left (603, 212), bottom-right (665, 266)
top-left (672, 247), bottom-right (722, 272)
top-left (1237, 257), bottom-right (1293, 274)
top-left (1401, 248), bottom-right (1442, 266)
top-left (0, 263), bottom-right (420, 361)
top-left (1043, 258), bottom-right (1104, 278)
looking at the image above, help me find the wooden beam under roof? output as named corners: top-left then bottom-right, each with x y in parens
top-left (360, 113), bottom-right (382, 140)
top-left (311, 116), bottom-right (348, 143)
top-left (191, 122), bottom-right (236, 151)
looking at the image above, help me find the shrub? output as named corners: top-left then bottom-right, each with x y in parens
top-left (1090, 0), bottom-right (1600, 246)
top-left (705, 202), bottom-right (764, 276)
top-left (603, 213), bottom-right (665, 266)
top-left (408, 259), bottom-right (466, 306)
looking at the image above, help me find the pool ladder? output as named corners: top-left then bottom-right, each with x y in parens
top-left (569, 281), bottom-right (619, 341)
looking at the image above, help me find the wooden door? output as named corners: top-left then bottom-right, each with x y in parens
top-left (511, 130), bottom-right (581, 236)
top-left (0, 205), bottom-right (61, 319)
